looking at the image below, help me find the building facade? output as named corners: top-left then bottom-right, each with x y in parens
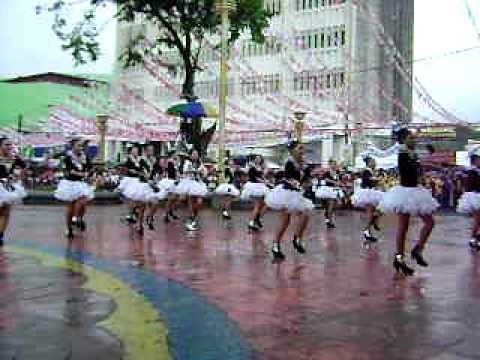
top-left (114, 0), bottom-right (413, 163)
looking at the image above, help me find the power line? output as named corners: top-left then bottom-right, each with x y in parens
top-left (463, 0), bottom-right (480, 42)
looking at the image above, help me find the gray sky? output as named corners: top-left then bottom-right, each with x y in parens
top-left (0, 0), bottom-right (117, 76)
top-left (0, 0), bottom-right (479, 122)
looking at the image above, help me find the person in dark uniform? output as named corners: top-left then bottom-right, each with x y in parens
top-left (458, 150), bottom-right (480, 251)
top-left (378, 126), bottom-right (439, 276)
top-left (241, 155), bottom-right (270, 231)
top-left (118, 145), bottom-right (155, 235)
top-left (174, 149), bottom-right (208, 231)
top-left (142, 144), bottom-right (167, 230)
top-left (214, 158), bottom-right (241, 220)
top-left (351, 156), bottom-right (384, 244)
top-left (54, 138), bottom-right (95, 238)
top-left (0, 137), bottom-right (27, 246)
top-left (266, 140), bottom-right (314, 260)
top-left (160, 153), bottom-right (183, 224)
top-left (315, 160), bottom-right (344, 228)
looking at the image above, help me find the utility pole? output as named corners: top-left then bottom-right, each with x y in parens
top-left (215, 0), bottom-right (236, 182)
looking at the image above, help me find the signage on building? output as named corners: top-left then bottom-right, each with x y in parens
top-left (416, 127), bottom-right (456, 140)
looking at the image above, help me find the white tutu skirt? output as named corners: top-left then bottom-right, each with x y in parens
top-left (241, 182), bottom-right (270, 200)
top-left (215, 183), bottom-right (240, 197)
top-left (121, 178), bottom-right (155, 202)
top-left (116, 177), bottom-right (136, 193)
top-left (157, 178), bottom-right (176, 194)
top-left (266, 185), bottom-right (314, 213)
top-left (458, 192), bottom-right (480, 214)
top-left (352, 189), bottom-right (384, 208)
top-left (315, 186), bottom-right (344, 200)
top-left (0, 181), bottom-right (27, 206)
top-left (54, 180), bottom-right (95, 202)
top-left (378, 186), bottom-right (439, 215)
top-left (148, 188), bottom-right (168, 202)
top-left (174, 178), bottom-right (208, 197)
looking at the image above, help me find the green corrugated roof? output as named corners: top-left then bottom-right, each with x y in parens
top-left (0, 74), bottom-right (113, 130)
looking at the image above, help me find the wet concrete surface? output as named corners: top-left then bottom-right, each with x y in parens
top-left (2, 205), bottom-right (480, 360)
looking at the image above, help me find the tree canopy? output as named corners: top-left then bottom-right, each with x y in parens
top-left (39, 0), bottom-right (272, 98)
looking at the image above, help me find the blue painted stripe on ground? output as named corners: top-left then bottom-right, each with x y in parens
top-left (12, 240), bottom-right (254, 360)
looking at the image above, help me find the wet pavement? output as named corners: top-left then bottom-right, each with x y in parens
top-left (2, 205), bottom-right (480, 360)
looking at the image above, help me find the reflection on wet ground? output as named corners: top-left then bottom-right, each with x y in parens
top-left (3, 205), bottom-right (480, 359)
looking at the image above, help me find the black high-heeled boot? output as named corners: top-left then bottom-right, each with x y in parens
top-left (222, 209), bottom-right (231, 220)
top-left (78, 217), bottom-right (86, 231)
top-left (469, 238), bottom-right (480, 251)
top-left (146, 216), bottom-right (155, 230)
top-left (393, 254), bottom-right (414, 276)
top-left (272, 244), bottom-right (286, 260)
top-left (411, 245), bottom-right (428, 267)
top-left (248, 220), bottom-right (259, 231)
top-left (292, 236), bottom-right (306, 254)
top-left (66, 228), bottom-right (74, 239)
top-left (169, 211), bottom-right (179, 220)
top-left (326, 218), bottom-right (336, 229)
top-left (363, 229), bottom-right (378, 243)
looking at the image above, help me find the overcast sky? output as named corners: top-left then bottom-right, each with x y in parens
top-left (0, 0), bottom-right (479, 122)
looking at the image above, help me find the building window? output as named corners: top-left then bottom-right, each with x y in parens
top-left (296, 0), bottom-right (345, 11)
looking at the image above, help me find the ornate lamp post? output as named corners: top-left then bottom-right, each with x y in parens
top-left (215, 0), bottom-right (236, 182)
top-left (293, 111), bottom-right (307, 143)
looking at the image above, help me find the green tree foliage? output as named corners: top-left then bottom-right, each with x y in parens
top-left (39, 0), bottom-right (271, 98)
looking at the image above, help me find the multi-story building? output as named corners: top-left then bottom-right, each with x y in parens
top-left (114, 0), bottom-right (413, 163)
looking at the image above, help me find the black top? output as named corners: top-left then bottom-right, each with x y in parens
top-left (232, 168), bottom-right (243, 188)
top-left (0, 156), bottom-right (26, 179)
top-left (124, 156), bottom-right (144, 180)
top-left (465, 167), bottom-right (480, 192)
top-left (64, 152), bottom-right (91, 181)
top-left (248, 166), bottom-right (264, 183)
top-left (361, 168), bottom-right (377, 189)
top-left (282, 158), bottom-right (312, 191)
top-left (321, 170), bottom-right (338, 187)
top-left (165, 161), bottom-right (177, 180)
top-left (398, 148), bottom-right (420, 187)
top-left (140, 157), bottom-right (163, 181)
top-left (225, 167), bottom-right (234, 184)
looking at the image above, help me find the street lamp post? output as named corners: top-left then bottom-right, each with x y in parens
top-left (293, 111), bottom-right (307, 143)
top-left (215, 0), bottom-right (236, 182)
top-left (95, 114), bottom-right (109, 166)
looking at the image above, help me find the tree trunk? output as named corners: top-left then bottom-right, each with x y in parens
top-left (182, 60), bottom-right (195, 99)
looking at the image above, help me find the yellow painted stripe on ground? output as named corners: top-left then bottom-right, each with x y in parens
top-left (7, 246), bottom-right (173, 360)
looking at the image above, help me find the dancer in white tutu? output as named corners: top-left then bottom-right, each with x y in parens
top-left (175, 150), bottom-right (208, 231)
top-left (352, 156), bottom-right (384, 244)
top-left (457, 151), bottom-right (480, 251)
top-left (242, 155), bottom-right (270, 231)
top-left (0, 137), bottom-right (27, 246)
top-left (119, 145), bottom-right (154, 235)
top-left (54, 138), bottom-right (95, 238)
top-left (139, 145), bottom-right (166, 230)
top-left (266, 141), bottom-right (314, 260)
top-left (378, 126), bottom-right (439, 276)
top-left (214, 159), bottom-right (241, 220)
top-left (161, 153), bottom-right (182, 224)
top-left (315, 160), bottom-right (343, 228)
